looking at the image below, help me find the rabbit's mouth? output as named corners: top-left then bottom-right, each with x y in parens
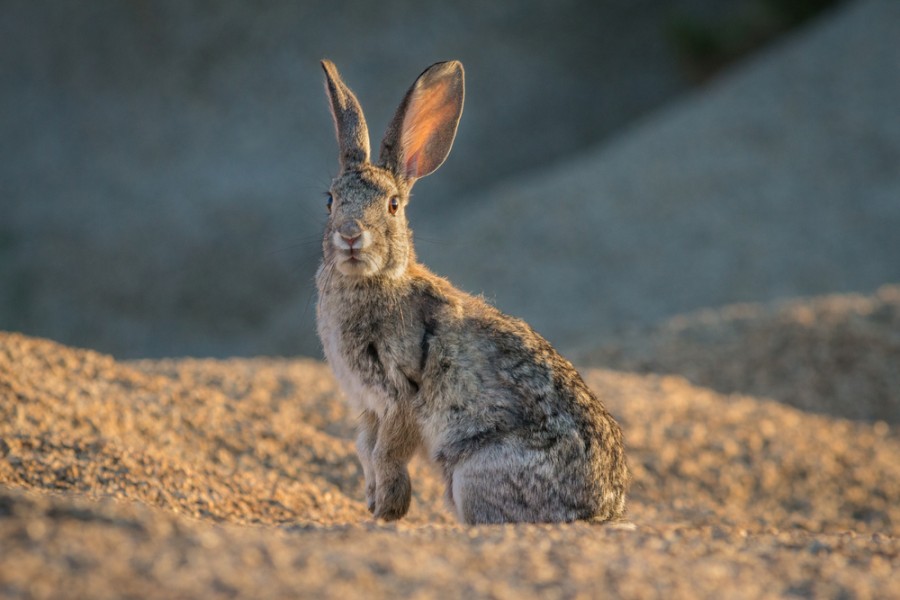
top-left (336, 250), bottom-right (379, 277)
top-left (330, 229), bottom-right (380, 276)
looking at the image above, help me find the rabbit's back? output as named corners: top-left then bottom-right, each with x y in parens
top-left (412, 275), bottom-right (629, 523)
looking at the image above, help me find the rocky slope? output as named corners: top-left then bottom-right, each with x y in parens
top-left (1, 0), bottom-right (747, 359)
top-left (424, 0), bottom-right (900, 352)
top-left (5, 2), bottom-right (894, 360)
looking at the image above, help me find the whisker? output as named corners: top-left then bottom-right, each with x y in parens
top-left (301, 284), bottom-right (317, 320)
top-left (267, 239), bottom-right (324, 257)
top-left (287, 262), bottom-right (320, 283)
top-left (413, 234), bottom-right (450, 247)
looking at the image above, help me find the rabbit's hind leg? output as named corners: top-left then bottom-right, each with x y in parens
top-left (450, 443), bottom-right (587, 525)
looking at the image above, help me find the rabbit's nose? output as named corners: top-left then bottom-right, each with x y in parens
top-left (338, 221), bottom-right (365, 248)
top-left (338, 221), bottom-right (363, 241)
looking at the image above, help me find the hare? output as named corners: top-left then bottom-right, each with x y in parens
top-left (316, 60), bottom-right (628, 524)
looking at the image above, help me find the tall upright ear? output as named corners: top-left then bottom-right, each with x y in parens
top-left (379, 61), bottom-right (464, 182)
top-left (321, 59), bottom-right (371, 169)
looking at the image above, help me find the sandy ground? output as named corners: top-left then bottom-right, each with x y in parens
top-left (2, 286), bottom-right (899, 598)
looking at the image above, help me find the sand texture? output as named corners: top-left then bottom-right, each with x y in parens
top-left (2, 286), bottom-right (899, 598)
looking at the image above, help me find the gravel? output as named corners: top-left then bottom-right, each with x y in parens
top-left (2, 285), bottom-right (899, 598)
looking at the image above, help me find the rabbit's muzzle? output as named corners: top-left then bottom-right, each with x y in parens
top-left (330, 224), bottom-right (377, 276)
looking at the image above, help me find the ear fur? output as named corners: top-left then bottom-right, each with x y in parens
top-left (321, 59), bottom-right (371, 169)
top-left (379, 61), bottom-right (465, 182)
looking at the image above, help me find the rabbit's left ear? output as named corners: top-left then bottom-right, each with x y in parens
top-left (380, 61), bottom-right (464, 182)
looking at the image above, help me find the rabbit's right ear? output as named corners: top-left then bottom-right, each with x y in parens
top-left (322, 60), bottom-right (371, 169)
top-left (379, 61), bottom-right (464, 182)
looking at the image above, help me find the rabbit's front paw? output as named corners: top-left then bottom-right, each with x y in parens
top-left (373, 471), bottom-right (411, 521)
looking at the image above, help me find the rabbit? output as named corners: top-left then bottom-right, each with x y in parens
top-left (315, 59), bottom-right (628, 524)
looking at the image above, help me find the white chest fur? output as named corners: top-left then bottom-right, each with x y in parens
top-left (317, 293), bottom-right (393, 418)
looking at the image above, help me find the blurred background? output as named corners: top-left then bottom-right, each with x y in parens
top-left (3, 0), bottom-right (897, 360)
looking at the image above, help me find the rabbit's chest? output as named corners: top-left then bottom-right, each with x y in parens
top-left (317, 308), bottom-right (397, 416)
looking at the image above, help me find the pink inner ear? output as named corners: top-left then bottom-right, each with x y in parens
top-left (405, 152), bottom-right (420, 177)
top-left (401, 78), bottom-right (457, 179)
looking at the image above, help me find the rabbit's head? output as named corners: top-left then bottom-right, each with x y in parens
top-left (320, 60), bottom-right (464, 278)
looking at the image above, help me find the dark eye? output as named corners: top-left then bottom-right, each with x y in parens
top-left (325, 192), bottom-right (333, 213)
top-left (388, 196), bottom-right (399, 215)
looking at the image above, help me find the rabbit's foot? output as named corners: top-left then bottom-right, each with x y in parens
top-left (366, 480), bottom-right (377, 514)
top-left (374, 471), bottom-right (411, 521)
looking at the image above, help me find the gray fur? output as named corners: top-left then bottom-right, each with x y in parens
top-left (322, 60), bottom-right (370, 169)
top-left (316, 60), bottom-right (628, 524)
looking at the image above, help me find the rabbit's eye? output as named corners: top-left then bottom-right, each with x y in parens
top-left (325, 192), bottom-right (333, 213)
top-left (388, 196), bottom-right (399, 215)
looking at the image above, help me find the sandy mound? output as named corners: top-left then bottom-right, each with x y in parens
top-left (2, 288), bottom-right (899, 597)
top-left (581, 284), bottom-right (900, 422)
